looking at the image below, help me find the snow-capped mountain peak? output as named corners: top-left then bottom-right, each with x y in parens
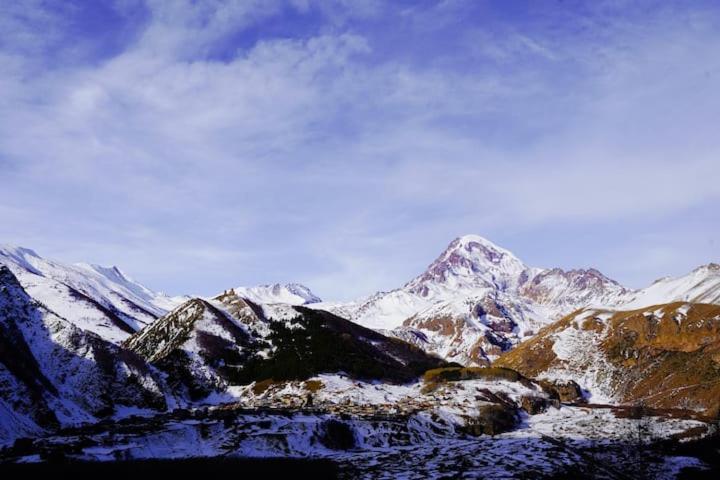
top-left (337, 234), bottom-right (631, 364)
top-left (232, 283), bottom-right (321, 305)
top-left (74, 263), bottom-right (154, 298)
top-left (692, 262), bottom-right (720, 275)
top-left (405, 235), bottom-right (530, 297)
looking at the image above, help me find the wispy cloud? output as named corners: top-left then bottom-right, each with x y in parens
top-left (0, 0), bottom-right (718, 298)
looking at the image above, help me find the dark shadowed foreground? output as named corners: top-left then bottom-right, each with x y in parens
top-left (0, 457), bottom-right (339, 478)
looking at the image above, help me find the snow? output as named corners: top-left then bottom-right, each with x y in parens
top-left (113, 405), bottom-right (158, 420)
top-left (0, 266), bottom-right (172, 438)
top-left (233, 283), bottom-right (321, 306)
top-left (0, 244), bottom-right (185, 343)
top-left (261, 303), bottom-right (302, 324)
top-left (10, 375), bottom-right (709, 478)
top-left (0, 395), bottom-right (45, 446)
top-left (302, 236), bottom-right (720, 372)
top-left (621, 264), bottom-right (720, 309)
top-left (543, 310), bottom-right (619, 403)
top-left (3, 236), bottom-right (720, 477)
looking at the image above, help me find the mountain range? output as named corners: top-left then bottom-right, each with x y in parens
top-left (1, 236), bottom-right (719, 444)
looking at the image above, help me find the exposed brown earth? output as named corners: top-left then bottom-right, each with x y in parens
top-left (495, 302), bottom-right (720, 416)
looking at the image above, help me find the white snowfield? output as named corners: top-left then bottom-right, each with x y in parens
top-left (621, 263), bottom-right (720, 309)
top-left (231, 283), bottom-right (322, 306)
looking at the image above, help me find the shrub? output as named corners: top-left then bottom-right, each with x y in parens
top-left (463, 404), bottom-right (520, 436)
top-left (304, 380), bottom-right (324, 392)
top-left (423, 366), bottom-right (523, 384)
top-left (252, 378), bottom-right (278, 395)
top-left (318, 420), bottom-right (355, 450)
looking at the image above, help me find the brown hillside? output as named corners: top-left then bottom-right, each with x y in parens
top-left (495, 303), bottom-right (720, 416)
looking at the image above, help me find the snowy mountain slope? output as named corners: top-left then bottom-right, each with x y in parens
top-left (495, 302), bottom-right (720, 414)
top-left (124, 289), bottom-right (447, 400)
top-left (0, 266), bottom-right (170, 444)
top-left (231, 283), bottom-right (321, 305)
top-left (620, 263), bottom-right (720, 309)
top-left (344, 235), bottom-right (633, 329)
top-left (343, 236), bottom-right (537, 331)
top-left (0, 245), bottom-right (186, 343)
top-left (405, 235), bottom-right (532, 297)
top-left (123, 297), bottom-right (257, 400)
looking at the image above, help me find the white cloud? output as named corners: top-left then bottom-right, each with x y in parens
top-left (0, 1), bottom-right (718, 299)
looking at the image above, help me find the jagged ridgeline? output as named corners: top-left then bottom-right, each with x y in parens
top-left (123, 290), bottom-right (447, 399)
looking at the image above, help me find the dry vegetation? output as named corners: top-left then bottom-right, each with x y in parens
top-left (495, 303), bottom-right (720, 415)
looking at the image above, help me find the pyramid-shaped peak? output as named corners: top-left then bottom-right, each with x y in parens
top-left (406, 235), bottom-right (529, 296)
top-left (437, 235), bottom-right (526, 273)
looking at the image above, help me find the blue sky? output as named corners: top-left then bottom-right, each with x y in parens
top-left (1, 0), bottom-right (719, 299)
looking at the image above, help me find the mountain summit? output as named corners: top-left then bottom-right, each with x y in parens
top-left (405, 235), bottom-right (531, 297)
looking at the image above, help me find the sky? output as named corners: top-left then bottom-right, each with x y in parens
top-left (1, 0), bottom-right (719, 300)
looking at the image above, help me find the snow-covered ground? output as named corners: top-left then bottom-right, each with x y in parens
top-left (3, 393), bottom-right (709, 479)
